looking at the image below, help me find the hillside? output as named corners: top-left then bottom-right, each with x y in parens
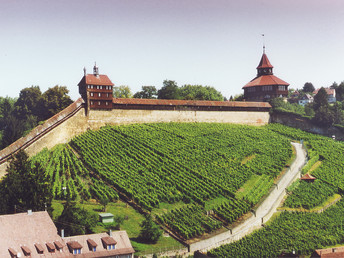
top-left (208, 124), bottom-right (344, 257)
top-left (28, 123), bottom-right (293, 241)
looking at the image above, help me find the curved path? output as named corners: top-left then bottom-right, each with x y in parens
top-left (189, 142), bottom-right (307, 252)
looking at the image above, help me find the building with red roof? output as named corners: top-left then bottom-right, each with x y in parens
top-left (78, 64), bottom-right (114, 113)
top-left (243, 49), bottom-right (289, 102)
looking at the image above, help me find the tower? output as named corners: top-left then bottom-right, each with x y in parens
top-left (78, 63), bottom-right (114, 114)
top-left (242, 49), bottom-right (289, 102)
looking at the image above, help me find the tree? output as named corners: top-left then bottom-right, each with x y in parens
top-left (113, 85), bottom-right (133, 98)
top-left (313, 105), bottom-right (334, 126)
top-left (100, 196), bottom-right (109, 212)
top-left (14, 86), bottom-right (42, 120)
top-left (134, 86), bottom-right (157, 99)
top-left (335, 82), bottom-right (344, 101)
top-left (0, 150), bottom-right (52, 214)
top-left (57, 203), bottom-right (97, 236)
top-left (157, 80), bottom-right (180, 99)
top-left (40, 85), bottom-right (73, 120)
top-left (313, 87), bottom-right (328, 111)
top-left (139, 214), bottom-right (162, 243)
top-left (178, 85), bottom-right (224, 101)
top-left (302, 82), bottom-right (315, 93)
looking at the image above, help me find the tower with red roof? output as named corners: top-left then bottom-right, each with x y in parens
top-left (78, 63), bottom-right (114, 114)
top-left (243, 49), bottom-right (289, 101)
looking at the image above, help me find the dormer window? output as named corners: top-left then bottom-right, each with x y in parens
top-left (35, 243), bottom-right (44, 254)
top-left (46, 242), bottom-right (55, 253)
top-left (67, 241), bottom-right (82, 255)
top-left (101, 236), bottom-right (117, 250)
top-left (54, 241), bottom-right (64, 252)
top-left (8, 248), bottom-right (18, 258)
top-left (21, 246), bottom-right (31, 256)
top-left (87, 239), bottom-right (97, 252)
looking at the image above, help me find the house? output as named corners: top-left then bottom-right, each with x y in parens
top-left (313, 88), bottom-right (336, 103)
top-left (311, 246), bottom-right (344, 257)
top-left (298, 94), bottom-right (314, 106)
top-left (0, 210), bottom-right (135, 257)
top-left (243, 48), bottom-right (290, 102)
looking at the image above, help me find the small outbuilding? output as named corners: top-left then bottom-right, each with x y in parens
top-left (300, 173), bottom-right (316, 183)
top-left (99, 213), bottom-right (114, 224)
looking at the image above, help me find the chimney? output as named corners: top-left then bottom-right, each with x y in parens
top-left (27, 210), bottom-right (32, 215)
top-left (61, 229), bottom-right (64, 238)
top-left (93, 62), bottom-right (99, 77)
top-left (109, 229), bottom-right (112, 237)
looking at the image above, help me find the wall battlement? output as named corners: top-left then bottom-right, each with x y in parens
top-left (0, 99), bottom-right (271, 176)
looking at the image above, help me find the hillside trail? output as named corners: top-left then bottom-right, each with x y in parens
top-left (195, 142), bottom-right (307, 253)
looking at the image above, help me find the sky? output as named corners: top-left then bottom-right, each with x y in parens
top-left (1, 0), bottom-right (344, 101)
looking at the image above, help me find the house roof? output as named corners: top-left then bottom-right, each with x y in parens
top-left (63, 232), bottom-right (134, 257)
top-left (78, 74), bottom-right (114, 86)
top-left (99, 213), bottom-right (114, 218)
top-left (113, 98), bottom-right (272, 108)
top-left (0, 211), bottom-right (70, 257)
top-left (243, 74), bottom-right (290, 88)
top-left (300, 94), bottom-right (314, 100)
top-left (257, 53), bottom-right (274, 69)
top-left (0, 211), bottom-right (134, 257)
top-left (300, 173), bottom-right (316, 180)
top-left (313, 88), bottom-right (335, 96)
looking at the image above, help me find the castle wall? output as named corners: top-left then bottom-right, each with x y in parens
top-left (87, 109), bottom-right (270, 130)
top-left (0, 103), bottom-right (270, 176)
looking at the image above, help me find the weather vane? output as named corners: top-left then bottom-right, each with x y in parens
top-left (261, 34), bottom-right (265, 53)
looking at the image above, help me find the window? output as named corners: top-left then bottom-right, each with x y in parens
top-left (106, 102), bottom-right (109, 106)
top-left (98, 101), bottom-right (101, 105)
top-left (278, 86), bottom-right (286, 91)
top-left (107, 244), bottom-right (115, 250)
top-left (73, 248), bottom-right (81, 254)
top-left (248, 87), bottom-right (256, 92)
top-left (106, 93), bottom-right (109, 97)
top-left (91, 101), bottom-right (94, 105)
top-left (98, 93), bottom-right (101, 97)
top-left (90, 92), bottom-right (94, 97)
top-left (262, 86), bottom-right (272, 91)
top-left (93, 247), bottom-right (96, 252)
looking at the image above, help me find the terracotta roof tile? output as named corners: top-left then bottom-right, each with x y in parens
top-left (78, 74), bottom-right (114, 86)
top-left (113, 98), bottom-right (271, 108)
top-left (243, 75), bottom-right (289, 88)
top-left (257, 53), bottom-right (274, 69)
top-left (313, 88), bottom-right (335, 95)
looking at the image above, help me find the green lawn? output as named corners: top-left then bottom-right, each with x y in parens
top-left (51, 200), bottom-right (185, 255)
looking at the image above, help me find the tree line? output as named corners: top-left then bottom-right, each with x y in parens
top-left (0, 85), bottom-right (73, 149)
top-left (113, 80), bottom-right (225, 101)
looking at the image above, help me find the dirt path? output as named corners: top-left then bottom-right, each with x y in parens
top-left (189, 142), bottom-right (307, 253)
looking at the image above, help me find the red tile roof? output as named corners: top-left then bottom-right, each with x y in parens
top-left (314, 246), bottom-right (344, 257)
top-left (257, 53), bottom-right (274, 69)
top-left (113, 98), bottom-right (271, 108)
top-left (300, 173), bottom-right (316, 180)
top-left (78, 74), bottom-right (114, 86)
top-left (243, 75), bottom-right (289, 88)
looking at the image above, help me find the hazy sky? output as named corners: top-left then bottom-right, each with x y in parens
top-left (1, 0), bottom-right (344, 100)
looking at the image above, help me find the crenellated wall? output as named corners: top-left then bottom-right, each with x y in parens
top-left (0, 100), bottom-right (270, 177)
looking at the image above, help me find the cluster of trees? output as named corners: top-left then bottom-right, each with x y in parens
top-left (0, 150), bottom-right (52, 214)
top-left (272, 81), bottom-right (344, 127)
top-left (113, 80), bottom-right (225, 101)
top-left (0, 85), bottom-right (73, 148)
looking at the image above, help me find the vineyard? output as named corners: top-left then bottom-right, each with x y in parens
top-left (27, 123), bottom-right (294, 240)
top-left (209, 124), bottom-right (344, 257)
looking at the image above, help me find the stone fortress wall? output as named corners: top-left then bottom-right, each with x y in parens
top-left (0, 98), bottom-right (270, 176)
